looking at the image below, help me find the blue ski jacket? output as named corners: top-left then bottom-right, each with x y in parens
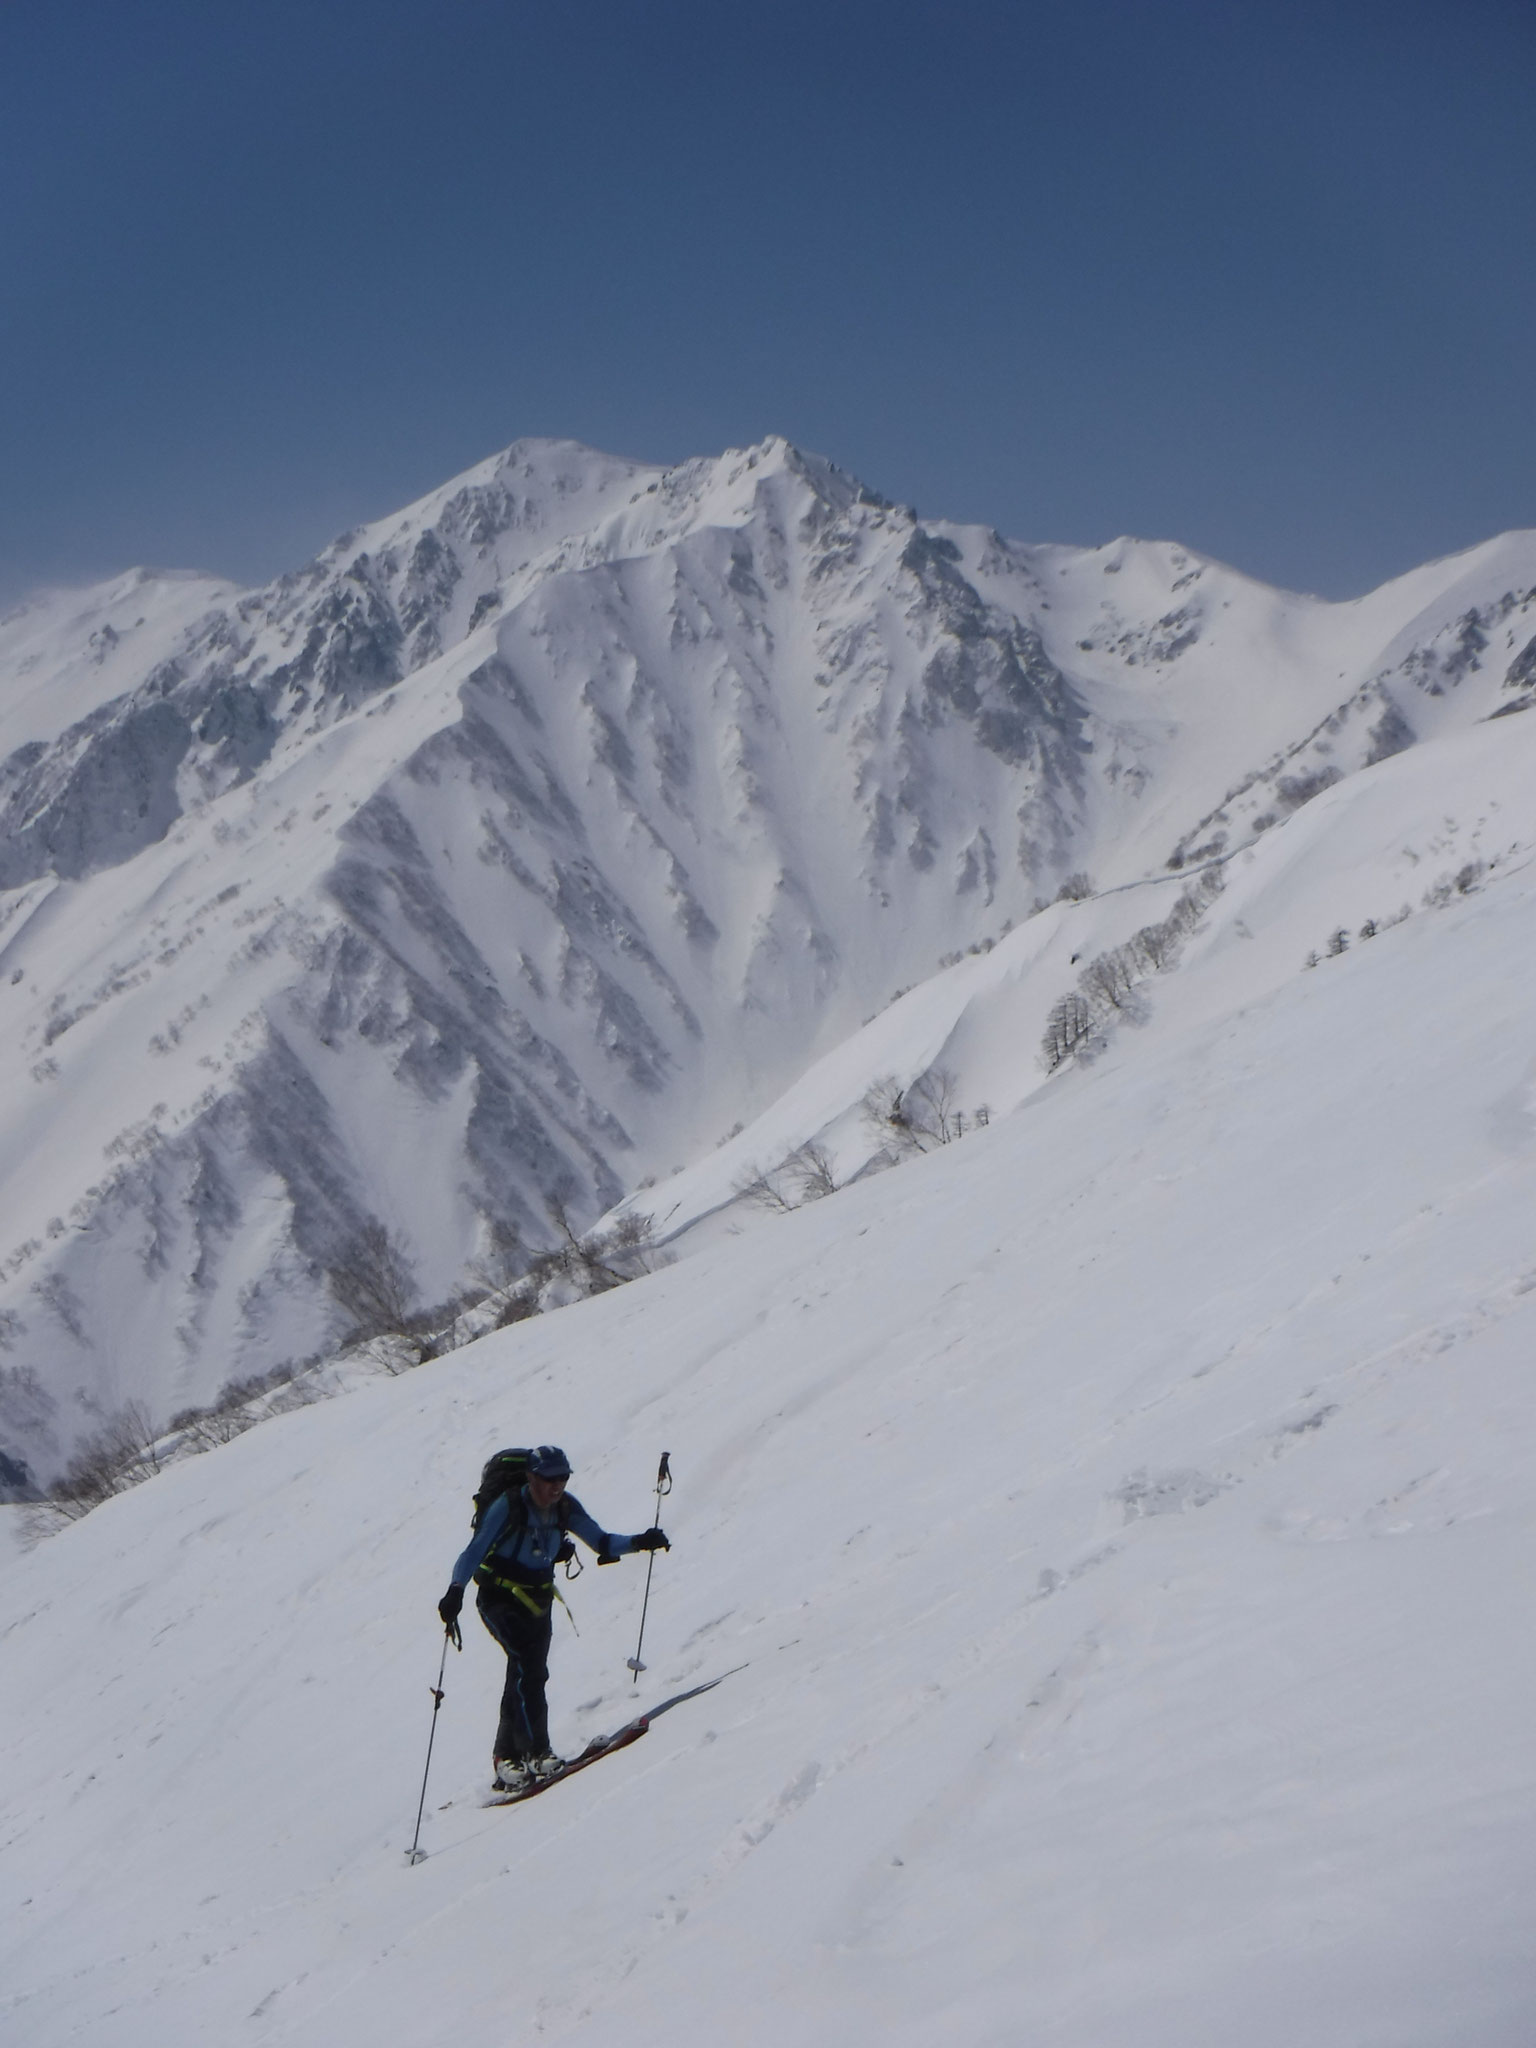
top-left (451, 1487), bottom-right (638, 1589)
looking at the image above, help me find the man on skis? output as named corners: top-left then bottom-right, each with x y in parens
top-left (437, 1445), bottom-right (669, 1794)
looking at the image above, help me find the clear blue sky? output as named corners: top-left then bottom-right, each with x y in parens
top-left (2, 0), bottom-right (1532, 603)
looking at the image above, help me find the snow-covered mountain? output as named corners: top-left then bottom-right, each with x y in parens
top-left (5, 437), bottom-right (1536, 2042)
top-left (4, 697), bottom-right (1536, 2042)
top-left (1, 435), bottom-right (1533, 1482)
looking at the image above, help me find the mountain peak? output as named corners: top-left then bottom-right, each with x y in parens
top-left (4, 438), bottom-right (1536, 1483)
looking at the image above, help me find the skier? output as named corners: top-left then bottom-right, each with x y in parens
top-left (436, 1445), bottom-right (669, 1794)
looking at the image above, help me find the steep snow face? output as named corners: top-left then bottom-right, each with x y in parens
top-left (0, 568), bottom-right (241, 759)
top-left (0, 435), bottom-right (1533, 1480)
top-left (0, 444), bottom-right (651, 889)
top-left (3, 796), bottom-right (1536, 2046)
top-left (968, 524), bottom-right (1536, 879)
top-left (615, 689), bottom-right (1536, 1264)
top-left (0, 568), bottom-right (242, 882)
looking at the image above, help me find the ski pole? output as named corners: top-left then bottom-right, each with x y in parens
top-left (406, 1623), bottom-right (459, 1865)
top-left (627, 1450), bottom-right (672, 1683)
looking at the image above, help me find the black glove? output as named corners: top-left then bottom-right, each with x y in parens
top-left (632, 1526), bottom-right (670, 1552)
top-left (438, 1583), bottom-right (464, 1646)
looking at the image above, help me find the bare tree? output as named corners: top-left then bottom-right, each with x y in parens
top-left (600, 1209), bottom-right (664, 1276)
top-left (172, 1400), bottom-right (258, 1452)
top-left (545, 1197), bottom-right (661, 1296)
top-left (1129, 920), bottom-right (1176, 973)
top-left (787, 1142), bottom-right (840, 1202)
top-left (1041, 992), bottom-right (1095, 1071)
top-left (735, 1142), bottom-right (841, 1212)
top-left (734, 1162), bottom-right (798, 1212)
top-left (28, 1400), bottom-right (165, 1529)
top-left (469, 1216), bottom-right (523, 1291)
top-left (325, 1220), bottom-right (422, 1348)
top-left (861, 1075), bottom-right (922, 1156)
top-left (861, 1074), bottom-right (916, 1154)
top-left (467, 1216), bottom-right (534, 1323)
top-left (168, 1361), bottom-right (320, 1450)
top-left (1078, 946), bottom-right (1139, 1013)
top-left (905, 1067), bottom-right (963, 1146)
top-left (491, 1290), bottom-right (542, 1331)
top-left (1044, 862), bottom-right (1228, 1065)
top-left (862, 1068), bottom-right (965, 1154)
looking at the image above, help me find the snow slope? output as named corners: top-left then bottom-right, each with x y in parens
top-left (0, 568), bottom-right (240, 758)
top-left (620, 703), bottom-right (1534, 1251)
top-left (3, 700), bottom-right (1536, 2042)
top-left (2, 434), bottom-right (1534, 1485)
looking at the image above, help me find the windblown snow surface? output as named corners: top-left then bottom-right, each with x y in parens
top-left (4, 683), bottom-right (1536, 2041)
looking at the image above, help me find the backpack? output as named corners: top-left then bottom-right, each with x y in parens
top-left (472, 1447), bottom-right (537, 1531)
top-left (471, 1447), bottom-right (578, 1554)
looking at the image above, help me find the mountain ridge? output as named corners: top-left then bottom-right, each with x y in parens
top-left (5, 737), bottom-right (1536, 2040)
top-left (2, 436), bottom-right (1534, 1481)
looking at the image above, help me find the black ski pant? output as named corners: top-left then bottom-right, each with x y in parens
top-left (476, 1586), bottom-right (554, 1761)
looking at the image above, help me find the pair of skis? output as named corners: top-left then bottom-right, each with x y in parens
top-left (482, 1666), bottom-right (743, 1807)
